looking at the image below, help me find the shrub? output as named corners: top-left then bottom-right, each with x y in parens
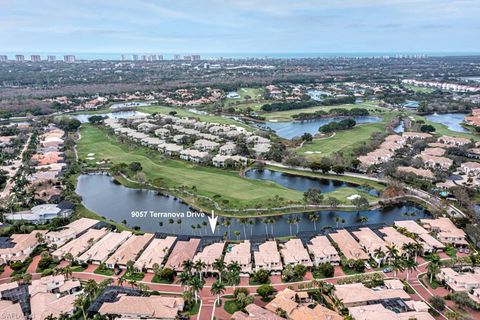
top-left (256, 285), bottom-right (275, 299)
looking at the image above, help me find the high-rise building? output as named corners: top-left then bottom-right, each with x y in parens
top-left (151, 54), bottom-right (157, 61)
top-left (157, 55), bottom-right (164, 61)
top-left (132, 54), bottom-right (138, 61)
top-left (121, 54), bottom-right (126, 61)
top-left (191, 54), bottom-right (201, 61)
top-left (47, 55), bottom-right (56, 62)
top-left (64, 55), bottom-right (76, 63)
top-left (0, 55), bottom-right (7, 62)
top-left (15, 55), bottom-right (25, 62)
top-left (31, 55), bottom-right (41, 62)
top-left (174, 54), bottom-right (182, 60)
top-left (141, 55), bottom-right (147, 61)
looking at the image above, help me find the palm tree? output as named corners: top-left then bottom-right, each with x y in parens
top-left (262, 218), bottom-right (269, 235)
top-left (118, 276), bottom-right (126, 286)
top-left (234, 230), bottom-right (241, 240)
top-left (413, 242), bottom-right (424, 263)
top-left (210, 279), bottom-right (226, 304)
top-left (84, 279), bottom-right (98, 302)
top-left (212, 258), bottom-right (226, 282)
top-left (63, 266), bottom-right (73, 280)
top-left (402, 243), bottom-right (416, 260)
top-left (391, 257), bottom-right (405, 279)
top-left (358, 216), bottom-right (368, 225)
top-left (287, 217), bottom-right (294, 236)
top-left (194, 260), bottom-right (206, 280)
top-left (177, 219), bottom-right (182, 232)
top-left (386, 244), bottom-right (399, 264)
top-left (189, 276), bottom-right (205, 303)
top-left (373, 248), bottom-right (385, 266)
top-left (177, 271), bottom-right (191, 290)
top-left (223, 219), bottom-right (232, 238)
top-left (404, 259), bottom-right (418, 281)
top-left (128, 279), bottom-right (137, 288)
top-left (248, 219), bottom-right (254, 236)
top-left (308, 213), bottom-right (319, 231)
top-left (334, 216), bottom-right (341, 228)
top-left (294, 216), bottom-right (301, 234)
top-left (239, 218), bottom-right (248, 239)
top-left (427, 255), bottom-right (440, 283)
top-left (73, 293), bottom-right (87, 320)
top-left (137, 283), bottom-right (149, 293)
top-left (182, 259), bottom-right (194, 275)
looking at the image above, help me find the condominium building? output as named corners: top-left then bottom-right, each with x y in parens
top-left (253, 240), bottom-right (283, 272)
top-left (307, 235), bottom-right (340, 266)
top-left (134, 236), bottom-right (177, 272)
top-left (279, 239), bottom-right (313, 267)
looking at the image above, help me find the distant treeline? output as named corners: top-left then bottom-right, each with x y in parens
top-left (292, 107), bottom-right (369, 120)
top-left (319, 118), bottom-right (357, 133)
top-left (261, 96), bottom-right (356, 112)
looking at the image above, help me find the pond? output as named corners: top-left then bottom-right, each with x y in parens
top-left (244, 169), bottom-right (379, 196)
top-left (424, 113), bottom-right (469, 133)
top-left (307, 89), bottom-right (331, 101)
top-left (263, 116), bottom-right (382, 139)
top-left (71, 111), bottom-right (148, 123)
top-left (76, 174), bottom-right (429, 239)
top-left (394, 121), bottom-right (405, 133)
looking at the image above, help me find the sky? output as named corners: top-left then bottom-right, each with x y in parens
top-left (1, 0), bottom-right (480, 54)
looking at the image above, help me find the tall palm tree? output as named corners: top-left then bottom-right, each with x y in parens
top-left (128, 279), bottom-right (137, 288)
top-left (359, 216), bottom-right (368, 225)
top-left (413, 242), bottom-right (424, 263)
top-left (391, 257), bottom-right (405, 279)
top-left (182, 259), bottom-right (194, 275)
top-left (308, 213), bottom-right (319, 231)
top-left (294, 216), bottom-right (301, 234)
top-left (373, 248), bottom-right (385, 266)
top-left (177, 271), bottom-right (191, 290)
top-left (73, 293), bottom-right (87, 320)
top-left (248, 219), bottom-right (254, 236)
top-left (427, 253), bottom-right (440, 283)
top-left (189, 276), bottom-right (204, 303)
top-left (239, 218), bottom-right (248, 239)
top-left (210, 279), bottom-right (226, 304)
top-left (287, 217), bottom-right (294, 236)
top-left (402, 243), bottom-right (416, 260)
top-left (194, 260), bottom-right (206, 280)
top-left (262, 218), bottom-right (269, 235)
top-left (84, 279), bottom-right (98, 302)
top-left (223, 219), bottom-right (232, 238)
top-left (118, 276), bottom-right (126, 286)
top-left (404, 259), bottom-right (418, 281)
top-left (212, 259), bottom-right (226, 282)
top-left (386, 244), bottom-right (399, 264)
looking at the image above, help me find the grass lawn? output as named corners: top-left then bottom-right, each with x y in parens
top-left (70, 266), bottom-right (86, 272)
top-left (262, 101), bottom-right (385, 121)
top-left (404, 85), bottom-right (435, 94)
top-left (94, 266), bottom-right (114, 276)
top-left (137, 105), bottom-right (254, 131)
top-left (224, 87), bottom-right (265, 106)
top-left (186, 302), bottom-right (201, 316)
top-left (124, 271), bottom-right (145, 281)
top-left (151, 274), bottom-right (174, 284)
top-left (78, 124), bottom-right (304, 210)
top-left (224, 300), bottom-right (242, 314)
top-left (297, 120), bottom-right (389, 159)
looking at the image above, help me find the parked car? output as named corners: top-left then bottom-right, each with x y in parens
top-left (383, 267), bottom-right (392, 273)
top-left (364, 262), bottom-right (372, 270)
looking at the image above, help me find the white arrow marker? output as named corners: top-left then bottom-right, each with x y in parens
top-left (208, 210), bottom-right (218, 234)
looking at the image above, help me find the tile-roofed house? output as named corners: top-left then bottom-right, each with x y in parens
top-left (52, 228), bottom-right (108, 260)
top-left (420, 217), bottom-right (467, 246)
top-left (253, 240), bottom-right (283, 272)
top-left (437, 267), bottom-right (480, 292)
top-left (329, 230), bottom-right (369, 261)
top-left (98, 295), bottom-right (184, 319)
top-left (30, 292), bottom-right (76, 320)
top-left (28, 275), bottom-right (81, 296)
top-left (402, 132), bottom-right (432, 140)
top-left (0, 300), bottom-right (24, 320)
top-left (231, 303), bottom-right (283, 320)
top-left (279, 238), bottom-right (313, 267)
top-left (394, 220), bottom-right (445, 252)
top-left (193, 242), bottom-right (225, 273)
top-left (193, 139), bottom-right (219, 151)
top-left (212, 155), bottom-right (248, 167)
top-left (159, 143), bottom-right (183, 156)
top-left (219, 142), bottom-right (237, 155)
top-left (460, 161), bottom-right (480, 176)
top-left (348, 303), bottom-right (435, 320)
top-left (334, 283), bottom-right (410, 308)
top-left (77, 231), bottom-right (132, 264)
top-left (31, 152), bottom-right (63, 166)
top-left (421, 147), bottom-right (446, 156)
top-left (307, 235), bottom-right (340, 266)
top-left (0, 230), bottom-right (48, 264)
top-left (180, 149), bottom-right (209, 163)
top-left (438, 135), bottom-right (471, 146)
top-left (105, 233), bottom-right (154, 269)
top-left (396, 166), bottom-right (435, 179)
top-left (224, 241), bottom-right (253, 274)
top-left (352, 227), bottom-right (388, 262)
top-left (134, 236), bottom-right (177, 272)
top-left (379, 227), bottom-right (416, 251)
top-left (46, 218), bottom-right (99, 247)
top-left (164, 238), bottom-right (201, 272)
top-left (418, 154), bottom-right (453, 170)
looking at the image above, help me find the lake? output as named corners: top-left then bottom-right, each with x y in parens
top-left (71, 111), bottom-right (147, 123)
top-left (263, 116), bottom-right (382, 139)
top-left (394, 121), bottom-right (405, 133)
top-left (244, 169), bottom-right (379, 196)
top-left (76, 174), bottom-right (429, 239)
top-left (424, 113), bottom-right (469, 133)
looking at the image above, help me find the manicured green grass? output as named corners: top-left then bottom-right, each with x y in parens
top-left (78, 124), bottom-right (304, 210)
top-left (70, 266), bottom-right (86, 272)
top-left (94, 266), bottom-right (114, 276)
top-left (151, 274), bottom-right (174, 284)
top-left (224, 300), bottom-right (242, 314)
top-left (298, 120), bottom-right (389, 159)
top-left (225, 87), bottom-right (265, 107)
top-left (137, 105), bottom-right (254, 131)
top-left (186, 302), bottom-right (201, 316)
top-left (404, 85), bottom-right (435, 93)
top-left (262, 101), bottom-right (385, 121)
top-left (124, 271), bottom-right (145, 281)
